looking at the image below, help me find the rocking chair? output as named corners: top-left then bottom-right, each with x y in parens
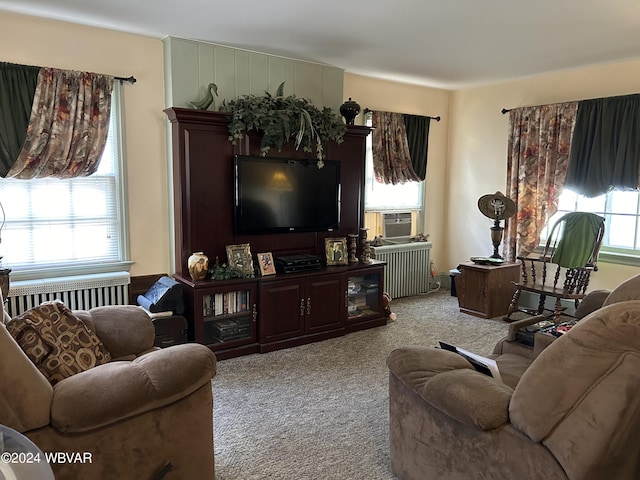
top-left (504, 211), bottom-right (605, 323)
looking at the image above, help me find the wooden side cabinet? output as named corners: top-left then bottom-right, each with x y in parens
top-left (455, 262), bottom-right (520, 319)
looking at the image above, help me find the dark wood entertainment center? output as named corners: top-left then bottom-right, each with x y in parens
top-left (165, 108), bottom-right (386, 359)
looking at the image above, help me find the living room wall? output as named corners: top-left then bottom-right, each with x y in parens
top-left (447, 58), bottom-right (640, 290)
top-left (2, 10), bottom-right (637, 291)
top-left (344, 63), bottom-right (640, 291)
top-left (343, 74), bottom-right (451, 275)
top-left (163, 37), bottom-right (344, 112)
top-left (0, 11), bottom-right (168, 278)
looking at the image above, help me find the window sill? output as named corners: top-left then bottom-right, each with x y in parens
top-left (5, 261), bottom-right (133, 283)
top-left (597, 251), bottom-right (640, 267)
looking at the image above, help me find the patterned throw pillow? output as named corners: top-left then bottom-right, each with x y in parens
top-left (6, 301), bottom-right (111, 385)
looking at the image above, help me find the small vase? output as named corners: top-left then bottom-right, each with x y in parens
top-left (340, 98), bottom-right (361, 125)
top-left (188, 252), bottom-right (209, 281)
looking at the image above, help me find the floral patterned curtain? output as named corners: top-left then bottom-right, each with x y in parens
top-left (371, 110), bottom-right (421, 184)
top-left (503, 102), bottom-right (578, 260)
top-left (7, 67), bottom-right (114, 179)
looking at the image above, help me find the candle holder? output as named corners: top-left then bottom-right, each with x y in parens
top-left (348, 233), bottom-right (359, 263)
top-left (359, 228), bottom-right (372, 264)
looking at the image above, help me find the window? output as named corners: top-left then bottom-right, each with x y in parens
top-left (543, 188), bottom-right (640, 264)
top-left (0, 83), bottom-right (129, 280)
top-left (363, 115), bottom-right (424, 211)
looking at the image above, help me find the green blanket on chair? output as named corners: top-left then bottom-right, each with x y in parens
top-left (551, 212), bottom-right (604, 268)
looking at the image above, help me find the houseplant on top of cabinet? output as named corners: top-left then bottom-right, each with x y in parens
top-left (219, 82), bottom-right (346, 167)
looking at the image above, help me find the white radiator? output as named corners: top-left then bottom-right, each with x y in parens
top-left (7, 272), bottom-right (131, 316)
top-left (370, 242), bottom-right (432, 299)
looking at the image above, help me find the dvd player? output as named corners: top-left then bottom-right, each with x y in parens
top-left (275, 254), bottom-right (322, 274)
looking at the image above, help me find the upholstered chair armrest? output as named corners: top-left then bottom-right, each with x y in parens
top-left (602, 273), bottom-right (640, 306)
top-left (387, 346), bottom-right (513, 431)
top-left (506, 314), bottom-right (548, 341)
top-left (75, 305), bottom-right (156, 358)
top-left (49, 344), bottom-right (217, 433)
top-left (0, 323), bottom-right (54, 433)
top-left (420, 369), bottom-right (513, 429)
top-left (574, 289), bottom-right (611, 319)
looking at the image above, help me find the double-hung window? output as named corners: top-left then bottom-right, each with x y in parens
top-left (543, 189), bottom-right (640, 265)
top-left (363, 115), bottom-right (424, 237)
top-left (0, 83), bottom-right (129, 280)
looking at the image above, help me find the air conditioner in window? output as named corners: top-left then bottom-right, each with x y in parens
top-left (382, 211), bottom-right (413, 239)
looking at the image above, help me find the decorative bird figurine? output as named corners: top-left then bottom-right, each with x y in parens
top-left (190, 82), bottom-right (218, 110)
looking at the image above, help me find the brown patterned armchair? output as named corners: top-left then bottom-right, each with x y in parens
top-left (0, 295), bottom-right (217, 480)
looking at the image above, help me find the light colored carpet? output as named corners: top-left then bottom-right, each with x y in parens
top-left (212, 289), bottom-right (508, 480)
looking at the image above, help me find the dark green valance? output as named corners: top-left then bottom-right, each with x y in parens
top-left (0, 62), bottom-right (40, 177)
top-left (403, 114), bottom-right (431, 181)
top-left (565, 94), bottom-right (640, 197)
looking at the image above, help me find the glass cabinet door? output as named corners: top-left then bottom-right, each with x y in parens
top-left (347, 271), bottom-right (381, 322)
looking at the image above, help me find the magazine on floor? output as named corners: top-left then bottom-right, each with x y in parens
top-left (438, 341), bottom-right (502, 383)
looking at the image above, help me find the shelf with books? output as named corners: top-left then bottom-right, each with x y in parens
top-left (203, 314), bottom-right (254, 345)
top-left (201, 289), bottom-right (255, 346)
top-left (202, 290), bottom-right (252, 317)
top-left (202, 289), bottom-right (257, 345)
top-left (176, 276), bottom-right (259, 359)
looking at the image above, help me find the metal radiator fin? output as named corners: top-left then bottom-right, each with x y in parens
top-left (370, 243), bottom-right (431, 299)
top-left (7, 272), bottom-right (130, 316)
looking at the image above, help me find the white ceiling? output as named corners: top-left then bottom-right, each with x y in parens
top-left (2, 0), bottom-right (640, 89)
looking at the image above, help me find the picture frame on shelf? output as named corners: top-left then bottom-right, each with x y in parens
top-left (257, 252), bottom-right (276, 276)
top-left (325, 237), bottom-right (348, 266)
top-left (226, 243), bottom-right (254, 275)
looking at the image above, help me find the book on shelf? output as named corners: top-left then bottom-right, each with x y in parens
top-left (352, 296), bottom-right (368, 306)
top-left (239, 290), bottom-right (248, 311)
top-left (204, 290), bottom-right (251, 317)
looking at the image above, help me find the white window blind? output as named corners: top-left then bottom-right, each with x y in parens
top-left (0, 82), bottom-right (128, 278)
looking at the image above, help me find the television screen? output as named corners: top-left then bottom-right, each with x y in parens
top-left (234, 155), bottom-right (341, 234)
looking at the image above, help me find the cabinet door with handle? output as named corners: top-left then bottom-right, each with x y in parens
top-left (259, 279), bottom-right (305, 344)
top-left (305, 274), bottom-right (345, 335)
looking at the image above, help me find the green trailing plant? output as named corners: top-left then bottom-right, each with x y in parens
top-left (208, 256), bottom-right (254, 280)
top-left (219, 82), bottom-right (346, 167)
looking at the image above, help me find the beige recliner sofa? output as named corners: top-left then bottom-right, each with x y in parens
top-left (491, 273), bottom-right (640, 387)
top-left (387, 276), bottom-right (640, 480)
top-left (0, 298), bottom-right (217, 480)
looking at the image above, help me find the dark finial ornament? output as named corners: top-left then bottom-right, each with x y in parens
top-left (340, 98), bottom-right (361, 125)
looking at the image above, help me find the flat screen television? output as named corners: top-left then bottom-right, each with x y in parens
top-left (234, 155), bottom-right (341, 234)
